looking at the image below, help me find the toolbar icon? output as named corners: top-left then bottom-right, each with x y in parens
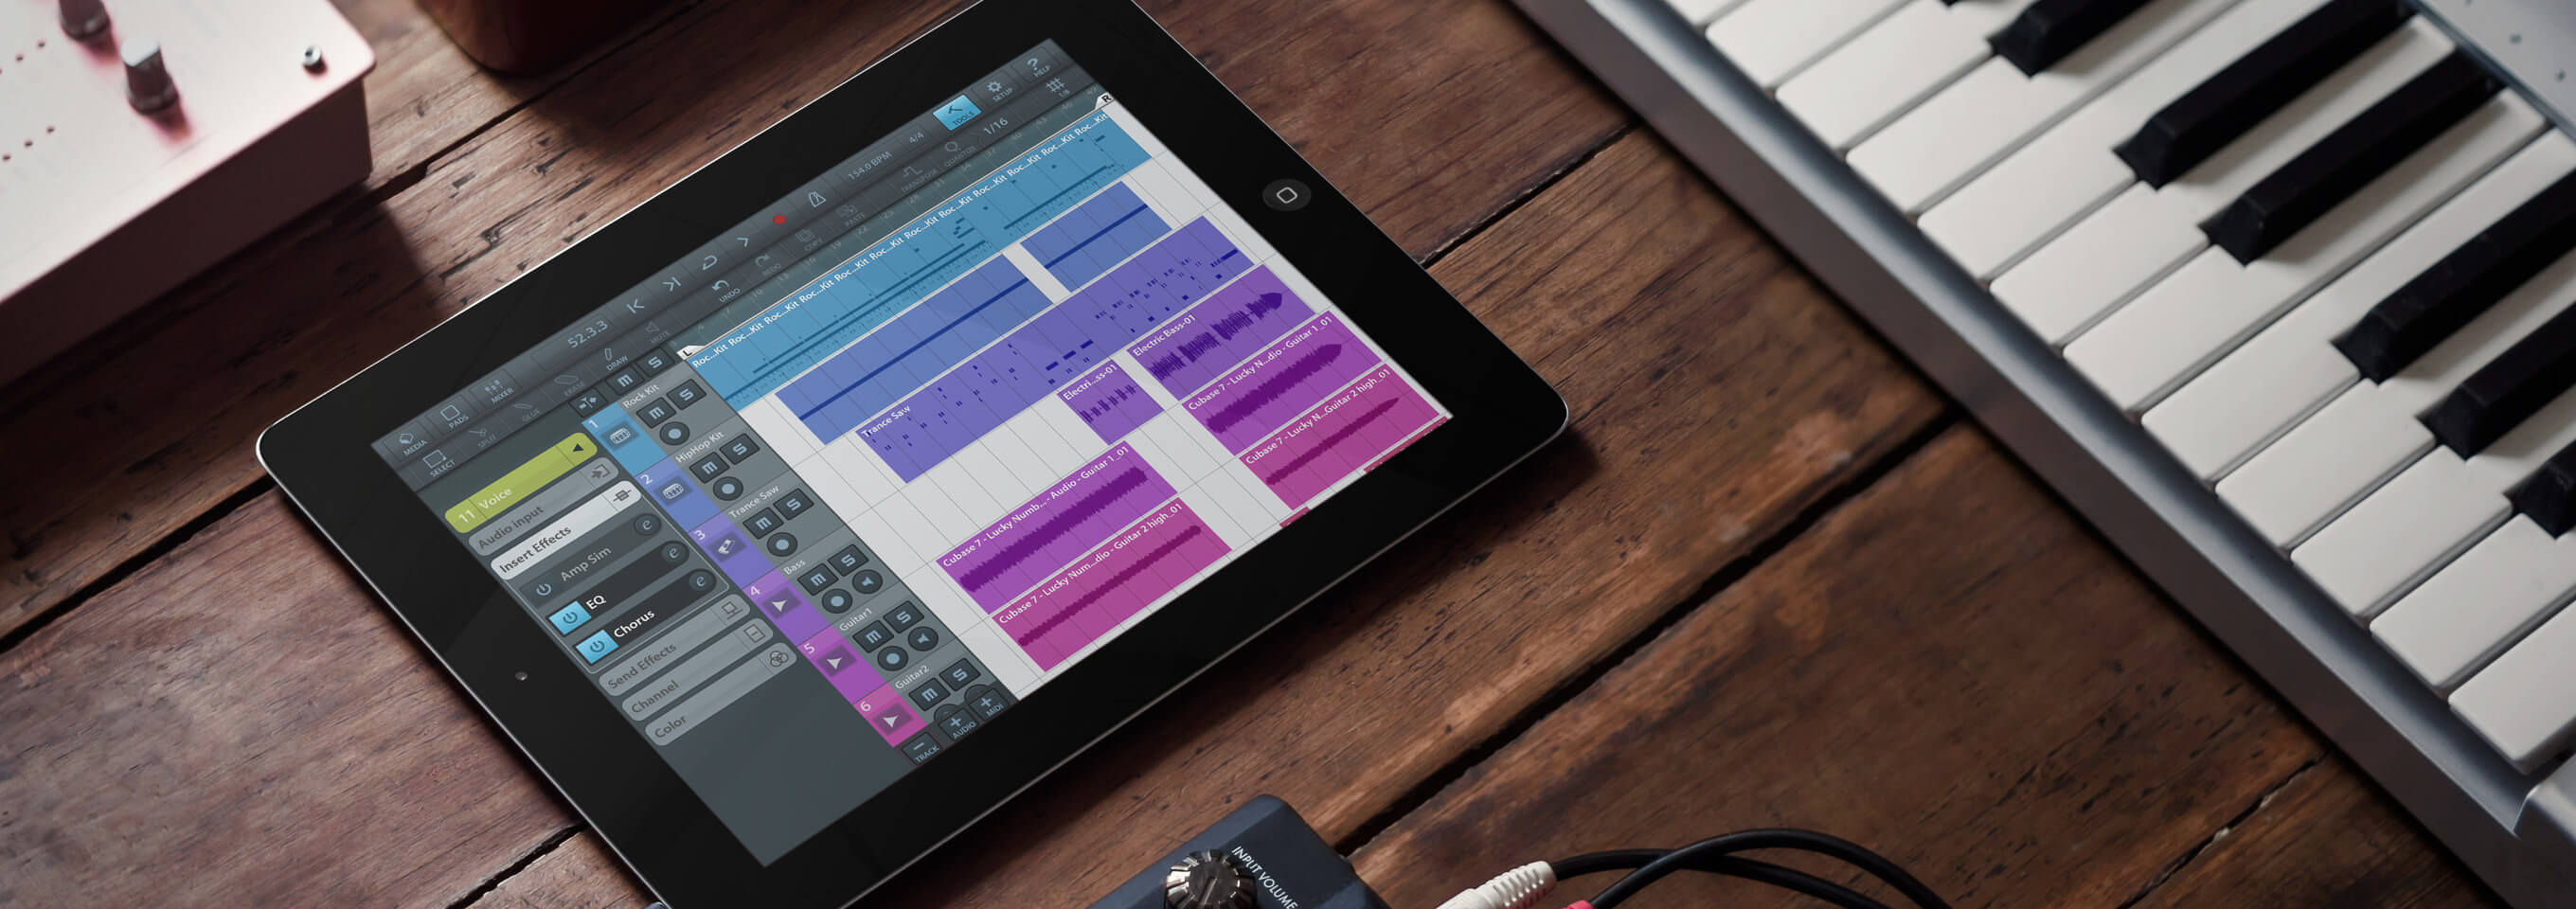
top-left (806, 190), bottom-right (827, 207)
top-left (934, 95), bottom-right (981, 129)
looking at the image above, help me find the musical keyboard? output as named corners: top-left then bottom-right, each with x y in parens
top-left (1510, 0), bottom-right (2576, 904)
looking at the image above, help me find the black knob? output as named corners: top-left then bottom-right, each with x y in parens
top-left (61, 0), bottom-right (109, 39)
top-left (122, 37), bottom-right (179, 113)
top-left (1163, 849), bottom-right (1257, 909)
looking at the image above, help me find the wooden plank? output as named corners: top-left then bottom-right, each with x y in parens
top-left (0, 134), bottom-right (1944, 906)
top-left (1348, 427), bottom-right (2356, 909)
top-left (333, 0), bottom-right (545, 188)
top-left (2126, 759), bottom-right (2498, 908)
top-left (0, 0), bottom-right (1627, 644)
top-left (0, 496), bottom-right (568, 908)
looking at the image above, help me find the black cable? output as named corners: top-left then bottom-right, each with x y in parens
top-left (1550, 849), bottom-right (1895, 909)
top-left (1572, 830), bottom-right (1950, 909)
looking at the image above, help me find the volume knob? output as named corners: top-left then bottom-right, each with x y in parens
top-left (1163, 849), bottom-right (1258, 909)
top-left (121, 36), bottom-right (179, 113)
top-left (59, 0), bottom-right (108, 39)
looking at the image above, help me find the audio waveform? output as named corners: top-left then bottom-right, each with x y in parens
top-left (1077, 386), bottom-right (1140, 423)
top-left (1008, 524), bottom-right (1207, 646)
top-left (1204, 344), bottom-right (1343, 435)
top-left (858, 218), bottom-right (1248, 480)
top-left (1126, 267), bottom-right (1313, 397)
top-left (1055, 359), bottom-right (1157, 445)
top-left (1261, 399), bottom-right (1400, 484)
top-left (1240, 364), bottom-right (1442, 508)
top-left (1186, 312), bottom-right (1383, 453)
top-left (694, 111), bottom-right (1151, 407)
top-left (1142, 292), bottom-right (1292, 381)
top-left (957, 467), bottom-right (1154, 593)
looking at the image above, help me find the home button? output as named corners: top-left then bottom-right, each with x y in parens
top-left (1261, 178), bottom-right (1311, 212)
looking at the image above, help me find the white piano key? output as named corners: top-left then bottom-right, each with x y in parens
top-left (1778, 0), bottom-right (2041, 150)
top-left (1707, 0), bottom-right (1912, 88)
top-left (1992, 21), bottom-right (2457, 343)
top-left (2374, 517), bottom-right (2576, 692)
top-left (2064, 96), bottom-right (2541, 411)
top-left (2222, 249), bottom-right (2576, 548)
top-left (2145, 133), bottom-right (2576, 479)
top-left (1923, 0), bottom-right (2336, 279)
top-left (2453, 598), bottom-right (2576, 769)
top-left (1848, 0), bottom-right (2243, 214)
top-left (1667, 0), bottom-right (1754, 26)
top-left (2295, 383), bottom-right (2576, 616)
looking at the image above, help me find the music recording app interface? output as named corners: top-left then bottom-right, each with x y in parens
top-left (380, 42), bottom-right (1446, 861)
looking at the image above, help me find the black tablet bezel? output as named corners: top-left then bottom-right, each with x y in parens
top-left (259, 0), bottom-right (1565, 904)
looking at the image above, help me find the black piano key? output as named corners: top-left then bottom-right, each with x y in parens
top-left (2421, 303), bottom-right (2576, 457)
top-left (2113, 0), bottom-right (2411, 188)
top-left (1989, 0), bottom-right (2157, 77)
top-left (2200, 51), bottom-right (2500, 264)
top-left (2508, 439), bottom-right (2576, 536)
top-left (2334, 171), bottom-right (2576, 383)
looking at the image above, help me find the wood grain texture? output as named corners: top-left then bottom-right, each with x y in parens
top-left (0, 132), bottom-right (1942, 906)
top-left (0, 496), bottom-right (567, 909)
top-left (0, 0), bottom-right (1627, 644)
top-left (1349, 427), bottom-right (2334, 909)
top-left (0, 0), bottom-right (680, 638)
top-left (2129, 759), bottom-right (2499, 909)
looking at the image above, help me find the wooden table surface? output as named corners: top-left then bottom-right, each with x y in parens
top-left (0, 0), bottom-right (2512, 905)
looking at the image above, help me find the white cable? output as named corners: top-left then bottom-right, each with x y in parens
top-left (1430, 861), bottom-right (1558, 909)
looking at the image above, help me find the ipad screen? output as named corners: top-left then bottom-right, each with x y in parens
top-left (371, 41), bottom-right (1447, 862)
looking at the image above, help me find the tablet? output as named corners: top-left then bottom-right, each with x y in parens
top-left (259, 0), bottom-right (1564, 904)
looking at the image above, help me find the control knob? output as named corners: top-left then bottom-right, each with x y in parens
top-left (59, 0), bottom-right (109, 39)
top-left (1163, 849), bottom-right (1258, 909)
top-left (123, 36), bottom-right (180, 113)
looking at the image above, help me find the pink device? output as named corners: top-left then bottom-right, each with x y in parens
top-left (0, 0), bottom-right (373, 384)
